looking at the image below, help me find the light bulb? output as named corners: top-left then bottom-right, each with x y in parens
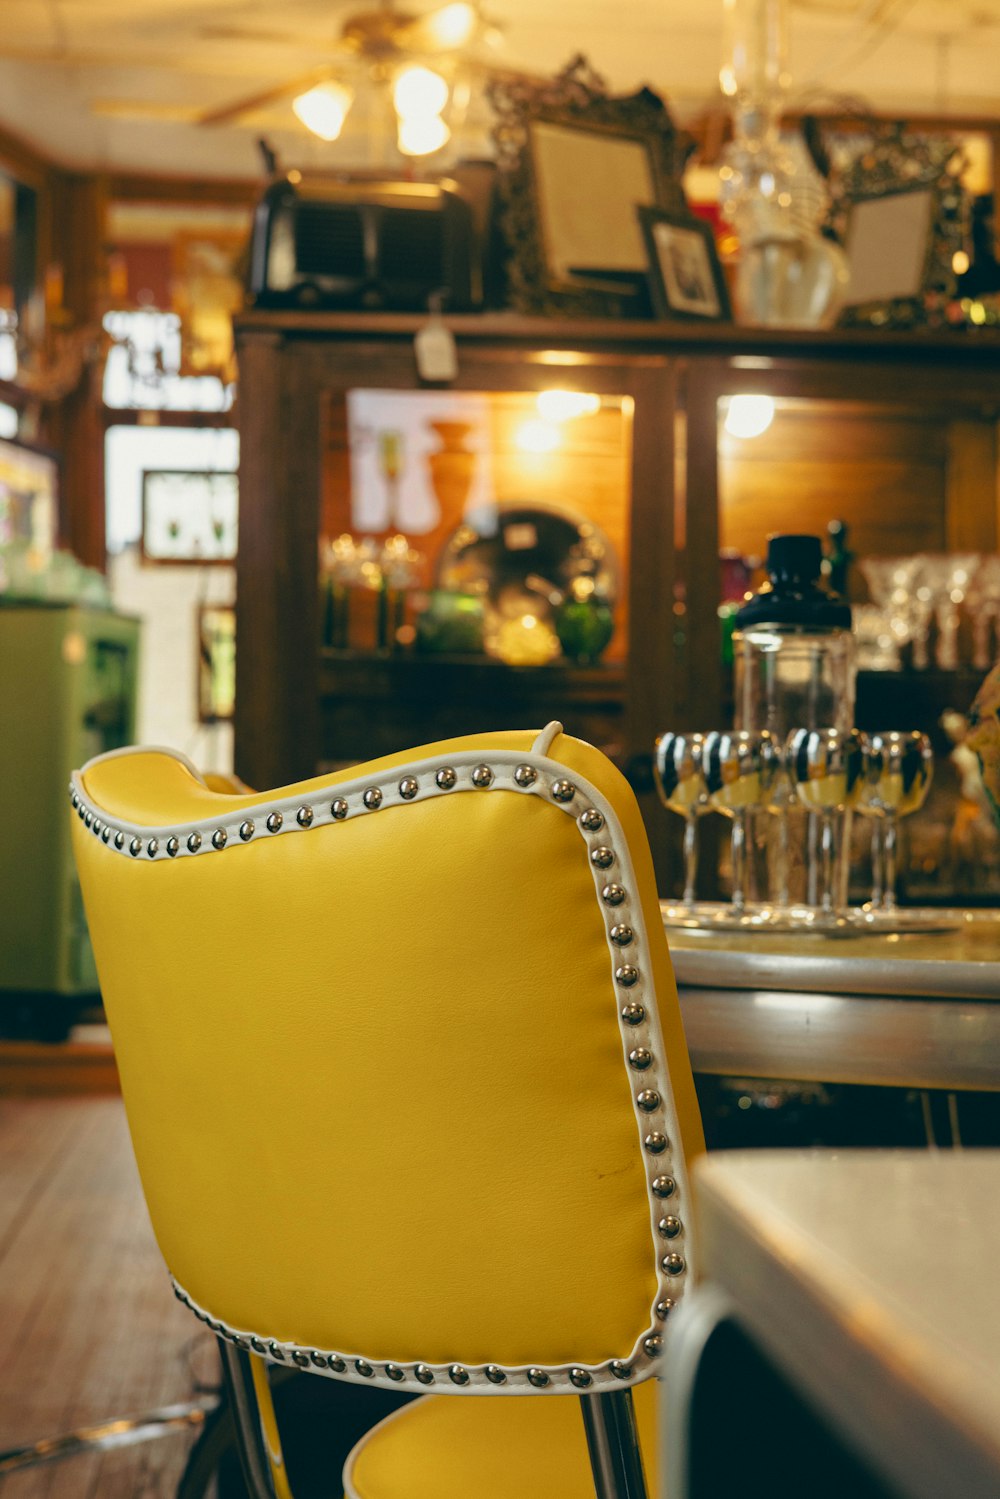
top-left (393, 66), bottom-right (449, 120)
top-left (515, 419), bottom-right (560, 454)
top-left (724, 394), bottom-right (775, 440)
top-left (536, 390), bottom-right (601, 422)
top-left (292, 82), bottom-right (353, 142)
top-left (422, 2), bottom-right (476, 48)
top-left (397, 114), bottom-right (450, 157)
top-left (952, 249), bottom-right (970, 276)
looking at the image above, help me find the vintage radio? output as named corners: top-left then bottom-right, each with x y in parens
top-left (248, 172), bottom-right (485, 312)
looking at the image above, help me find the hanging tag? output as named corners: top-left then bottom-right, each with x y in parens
top-left (415, 301), bottom-right (458, 384)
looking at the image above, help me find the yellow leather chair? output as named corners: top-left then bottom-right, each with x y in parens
top-left (70, 722), bottom-right (705, 1499)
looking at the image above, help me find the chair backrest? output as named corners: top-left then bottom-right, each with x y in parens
top-left (70, 723), bottom-right (704, 1400)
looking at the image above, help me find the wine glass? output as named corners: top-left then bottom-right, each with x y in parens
top-left (786, 727), bottom-right (864, 916)
top-left (966, 556), bottom-right (1000, 672)
top-left (861, 732), bottom-right (934, 914)
top-left (703, 730), bottom-right (778, 915)
top-left (917, 554), bottom-right (980, 671)
top-left (654, 732), bottom-right (709, 912)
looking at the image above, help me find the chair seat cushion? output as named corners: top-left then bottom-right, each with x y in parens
top-left (343, 1378), bottom-right (660, 1499)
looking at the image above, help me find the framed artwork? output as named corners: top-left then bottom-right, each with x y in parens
top-left (823, 123), bottom-right (967, 328)
top-left (141, 469), bottom-right (238, 564)
top-left (489, 57), bottom-right (691, 316)
top-left (197, 605), bottom-right (236, 723)
top-left (0, 436), bottom-right (59, 558)
top-left (638, 207), bottom-right (732, 321)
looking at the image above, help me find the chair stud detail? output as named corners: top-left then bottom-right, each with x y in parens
top-left (239, 820), bottom-right (255, 841)
top-left (166, 836), bottom-right (179, 856)
top-left (296, 806), bottom-right (314, 827)
top-left (414, 1365), bottom-right (435, 1384)
top-left (662, 1253), bottom-right (685, 1275)
top-left (610, 1361), bottom-right (631, 1379)
top-left (147, 838), bottom-right (159, 857)
top-left (590, 846), bottom-right (615, 869)
top-left (399, 776), bottom-right (419, 799)
top-left (609, 924), bottom-right (632, 946)
top-left (355, 1359), bottom-right (374, 1377)
top-left (471, 764), bottom-right (494, 787)
top-left (579, 808), bottom-right (604, 831)
top-left (268, 1342), bottom-right (285, 1360)
top-left (643, 1335), bottom-right (664, 1357)
top-left (292, 1351), bottom-right (311, 1367)
top-left (449, 1365), bottom-right (470, 1385)
top-left (621, 1003), bottom-right (645, 1025)
top-left (186, 832), bottom-right (201, 852)
top-left (570, 1368), bottom-right (593, 1388)
top-left (129, 836), bottom-right (142, 856)
top-left (658, 1215), bottom-right (682, 1238)
top-left (484, 1365), bottom-right (507, 1384)
top-left (331, 798), bottom-right (349, 819)
top-left (385, 1364), bottom-right (405, 1381)
top-left (551, 778), bottom-right (576, 802)
top-left (266, 812), bottom-right (283, 833)
top-left (615, 965), bottom-right (639, 986)
top-left (513, 764), bottom-right (537, 787)
top-left (636, 1089), bottom-right (659, 1112)
top-left (652, 1175), bottom-right (676, 1198)
top-left (212, 828), bottom-right (227, 849)
top-left (644, 1132), bottom-right (668, 1154)
top-left (363, 788), bottom-right (382, 810)
top-left (435, 767), bottom-right (457, 790)
top-left (628, 1048), bottom-right (652, 1070)
top-left (527, 1368), bottom-right (550, 1387)
top-left (655, 1298), bottom-right (675, 1320)
top-left (601, 883), bottom-right (626, 906)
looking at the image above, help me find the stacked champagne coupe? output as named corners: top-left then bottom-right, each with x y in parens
top-left (654, 726), bottom-right (935, 932)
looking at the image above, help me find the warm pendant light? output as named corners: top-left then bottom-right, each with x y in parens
top-left (392, 65), bottom-right (450, 119)
top-left (292, 81), bottom-right (354, 141)
top-left (397, 114), bottom-right (451, 157)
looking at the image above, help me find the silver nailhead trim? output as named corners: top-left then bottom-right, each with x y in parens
top-left (399, 777), bottom-right (419, 800)
top-left (239, 820), bottom-right (254, 842)
top-left (363, 787), bottom-right (382, 810)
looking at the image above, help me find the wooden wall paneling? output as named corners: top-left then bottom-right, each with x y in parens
top-left (47, 172), bottom-right (109, 568)
top-left (234, 332), bottom-right (322, 789)
top-left (625, 360), bottom-right (678, 883)
top-left (946, 420), bottom-right (999, 554)
top-left (681, 358), bottom-right (725, 732)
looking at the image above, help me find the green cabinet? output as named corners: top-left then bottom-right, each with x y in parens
top-left (0, 603), bottom-right (139, 998)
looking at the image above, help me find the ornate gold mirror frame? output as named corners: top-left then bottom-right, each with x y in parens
top-left (826, 123), bottom-right (968, 329)
top-left (489, 57), bottom-right (691, 318)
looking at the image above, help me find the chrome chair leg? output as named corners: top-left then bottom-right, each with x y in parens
top-left (579, 1389), bottom-right (649, 1499)
top-left (0, 1397), bottom-right (218, 1477)
top-left (218, 1338), bottom-right (282, 1499)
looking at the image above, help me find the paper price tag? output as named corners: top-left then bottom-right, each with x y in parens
top-left (415, 317), bottom-right (458, 383)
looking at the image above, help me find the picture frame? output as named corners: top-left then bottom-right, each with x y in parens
top-left (0, 435), bottom-right (60, 559)
top-left (637, 207), bottom-right (732, 322)
top-left (197, 604), bottom-right (236, 723)
top-left (140, 468), bottom-right (238, 564)
top-left (824, 123), bottom-right (967, 328)
top-left (489, 56), bottom-right (691, 317)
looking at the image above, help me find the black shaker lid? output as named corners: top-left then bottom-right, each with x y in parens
top-left (735, 533), bottom-right (852, 630)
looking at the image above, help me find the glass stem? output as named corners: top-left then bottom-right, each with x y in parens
top-left (731, 811), bottom-right (747, 914)
top-left (870, 819), bottom-right (884, 909)
top-left (682, 813), bottom-right (698, 910)
top-left (774, 804), bottom-right (790, 910)
top-left (882, 816), bottom-right (898, 913)
top-left (819, 814), bottom-right (835, 915)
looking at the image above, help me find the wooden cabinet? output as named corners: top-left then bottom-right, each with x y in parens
top-left (233, 310), bottom-right (1000, 882)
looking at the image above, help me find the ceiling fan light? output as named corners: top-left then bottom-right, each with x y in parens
top-left (292, 82), bottom-right (353, 141)
top-left (393, 65), bottom-right (450, 120)
top-left (423, 2), bottom-right (477, 48)
top-left (397, 114), bottom-right (451, 156)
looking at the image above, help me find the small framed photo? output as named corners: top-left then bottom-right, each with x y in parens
top-left (141, 469), bottom-right (238, 564)
top-left (197, 605), bottom-right (236, 723)
top-left (638, 207), bottom-right (732, 321)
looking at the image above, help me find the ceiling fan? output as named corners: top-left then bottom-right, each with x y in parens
top-left (90, 0), bottom-right (499, 155)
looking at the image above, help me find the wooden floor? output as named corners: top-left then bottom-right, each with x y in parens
top-left (0, 1096), bottom-right (216, 1498)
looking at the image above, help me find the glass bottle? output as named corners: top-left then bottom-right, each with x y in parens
top-left (733, 533), bottom-right (855, 910)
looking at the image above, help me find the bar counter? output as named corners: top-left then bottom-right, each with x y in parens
top-left (668, 911), bottom-right (1000, 1091)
